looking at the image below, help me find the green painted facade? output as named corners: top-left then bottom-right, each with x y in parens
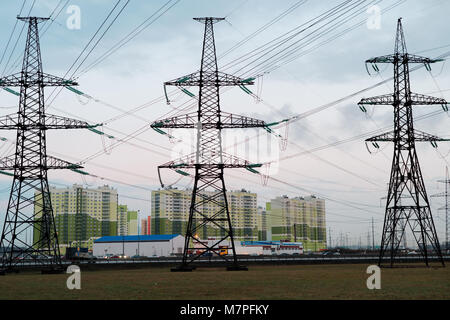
top-left (33, 185), bottom-right (119, 252)
top-left (151, 188), bottom-right (259, 241)
top-left (118, 205), bottom-right (138, 235)
top-left (267, 196), bottom-right (327, 251)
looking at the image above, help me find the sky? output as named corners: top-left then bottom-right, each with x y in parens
top-left (0, 0), bottom-right (449, 248)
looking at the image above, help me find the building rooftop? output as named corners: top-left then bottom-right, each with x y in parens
top-left (276, 195), bottom-right (322, 201)
top-left (94, 234), bottom-right (181, 243)
top-left (241, 240), bottom-right (303, 246)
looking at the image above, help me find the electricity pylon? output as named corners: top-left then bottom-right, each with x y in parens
top-left (431, 167), bottom-right (450, 253)
top-left (151, 17), bottom-right (268, 272)
top-left (359, 18), bottom-right (447, 267)
top-left (0, 17), bottom-right (97, 274)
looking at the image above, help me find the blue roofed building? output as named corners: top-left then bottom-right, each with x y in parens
top-left (93, 234), bottom-right (185, 257)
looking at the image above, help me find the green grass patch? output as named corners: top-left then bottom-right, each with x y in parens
top-left (0, 264), bottom-right (448, 300)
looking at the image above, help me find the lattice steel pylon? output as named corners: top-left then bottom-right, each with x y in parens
top-left (431, 167), bottom-right (450, 253)
top-left (359, 18), bottom-right (448, 267)
top-left (0, 17), bottom-right (97, 274)
top-left (151, 17), bottom-right (268, 272)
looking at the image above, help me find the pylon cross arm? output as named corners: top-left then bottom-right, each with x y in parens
top-left (164, 71), bottom-right (254, 87)
top-left (409, 93), bottom-right (447, 106)
top-left (0, 73), bottom-right (22, 86)
top-left (0, 73), bottom-right (78, 87)
top-left (220, 112), bottom-right (265, 128)
top-left (17, 16), bottom-right (49, 23)
top-left (159, 152), bottom-right (262, 169)
top-left (193, 17), bottom-right (225, 24)
top-left (406, 54), bottom-right (444, 64)
top-left (359, 94), bottom-right (395, 106)
top-left (0, 154), bottom-right (82, 170)
top-left (42, 114), bottom-right (95, 129)
top-left (0, 114), bottom-right (97, 130)
top-left (366, 55), bottom-right (397, 64)
top-left (366, 54), bottom-right (443, 65)
top-left (413, 130), bottom-right (449, 142)
top-left (359, 93), bottom-right (447, 107)
top-left (151, 111), bottom-right (266, 129)
top-left (366, 129), bottom-right (449, 143)
top-left (0, 114), bottom-right (18, 128)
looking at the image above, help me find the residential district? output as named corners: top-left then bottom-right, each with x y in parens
top-left (32, 184), bottom-right (326, 257)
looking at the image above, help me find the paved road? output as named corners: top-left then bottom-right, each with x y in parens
top-left (3, 254), bottom-right (449, 271)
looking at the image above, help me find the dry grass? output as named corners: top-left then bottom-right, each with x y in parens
top-left (0, 264), bottom-right (449, 300)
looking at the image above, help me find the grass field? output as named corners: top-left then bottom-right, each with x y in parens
top-left (0, 264), bottom-right (449, 300)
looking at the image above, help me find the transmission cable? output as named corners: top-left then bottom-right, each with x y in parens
top-left (76, 0), bottom-right (181, 78)
top-left (46, 0), bottom-right (130, 107)
top-left (0, 0), bottom-right (27, 72)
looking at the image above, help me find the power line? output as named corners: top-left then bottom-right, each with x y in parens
top-left (256, 0), bottom-right (406, 76)
top-left (235, 0), bottom-right (375, 77)
top-left (76, 0), bottom-right (181, 77)
top-left (1, 0), bottom-right (36, 76)
top-left (220, 0), bottom-right (356, 72)
top-left (224, 0), bottom-right (250, 18)
top-left (0, 0), bottom-right (26, 70)
top-left (41, 0), bottom-right (70, 36)
top-left (220, 0), bottom-right (308, 59)
top-left (46, 0), bottom-right (131, 107)
top-left (1, 0), bottom-right (71, 76)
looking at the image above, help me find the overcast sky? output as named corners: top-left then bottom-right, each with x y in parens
top-left (0, 0), bottom-right (449, 247)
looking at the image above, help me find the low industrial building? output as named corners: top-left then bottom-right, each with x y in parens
top-left (190, 238), bottom-right (303, 256)
top-left (241, 240), bottom-right (304, 255)
top-left (93, 234), bottom-right (184, 258)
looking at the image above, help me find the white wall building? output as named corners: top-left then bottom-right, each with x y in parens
top-left (93, 234), bottom-right (184, 257)
top-left (240, 240), bottom-right (304, 255)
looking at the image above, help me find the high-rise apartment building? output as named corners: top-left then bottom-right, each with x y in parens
top-left (34, 184), bottom-right (118, 253)
top-left (147, 216), bottom-right (151, 235)
top-left (141, 218), bottom-right (148, 235)
top-left (118, 204), bottom-right (138, 236)
top-left (118, 205), bottom-right (128, 236)
top-left (151, 188), bottom-right (258, 241)
top-left (127, 211), bottom-right (138, 235)
top-left (257, 206), bottom-right (268, 241)
top-left (266, 195), bottom-right (326, 251)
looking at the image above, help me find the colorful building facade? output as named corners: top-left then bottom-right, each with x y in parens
top-left (34, 184), bottom-right (118, 253)
top-left (151, 188), bottom-right (258, 241)
top-left (266, 195), bottom-right (326, 251)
